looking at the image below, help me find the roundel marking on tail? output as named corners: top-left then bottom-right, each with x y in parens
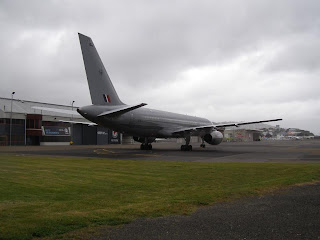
top-left (103, 94), bottom-right (111, 103)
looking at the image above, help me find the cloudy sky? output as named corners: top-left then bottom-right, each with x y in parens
top-left (1, 0), bottom-right (320, 134)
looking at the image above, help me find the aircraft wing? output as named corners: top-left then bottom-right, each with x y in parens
top-left (214, 118), bottom-right (282, 128)
top-left (172, 118), bottom-right (282, 134)
top-left (172, 124), bottom-right (215, 134)
top-left (97, 103), bottom-right (147, 117)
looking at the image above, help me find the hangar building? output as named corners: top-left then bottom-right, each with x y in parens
top-left (0, 97), bottom-right (120, 146)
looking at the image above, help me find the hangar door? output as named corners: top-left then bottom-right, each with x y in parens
top-left (72, 124), bottom-right (83, 145)
top-left (72, 124), bottom-right (113, 145)
top-left (82, 125), bottom-right (97, 145)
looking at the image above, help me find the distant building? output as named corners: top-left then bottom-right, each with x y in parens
top-left (224, 129), bottom-right (262, 142)
top-left (0, 97), bottom-right (121, 146)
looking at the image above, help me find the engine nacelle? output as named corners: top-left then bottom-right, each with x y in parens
top-left (133, 136), bottom-right (156, 144)
top-left (203, 131), bottom-right (223, 145)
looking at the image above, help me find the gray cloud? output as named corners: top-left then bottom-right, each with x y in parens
top-left (1, 0), bottom-right (320, 134)
top-left (265, 35), bottom-right (320, 72)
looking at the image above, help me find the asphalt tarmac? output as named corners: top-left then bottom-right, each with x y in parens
top-left (2, 139), bottom-right (320, 163)
top-left (90, 183), bottom-right (320, 240)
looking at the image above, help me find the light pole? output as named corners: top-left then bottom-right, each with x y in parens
top-left (10, 91), bottom-right (15, 146)
top-left (71, 101), bottom-right (75, 144)
top-left (71, 101), bottom-right (75, 120)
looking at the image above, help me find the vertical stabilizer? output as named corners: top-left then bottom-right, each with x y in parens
top-left (78, 33), bottom-right (124, 106)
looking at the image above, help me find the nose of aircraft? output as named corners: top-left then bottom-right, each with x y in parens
top-left (77, 106), bottom-right (90, 117)
top-left (77, 107), bottom-right (84, 116)
top-left (77, 105), bottom-right (98, 122)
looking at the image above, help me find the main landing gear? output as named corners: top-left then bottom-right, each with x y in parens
top-left (181, 136), bottom-right (192, 151)
top-left (140, 143), bottom-right (152, 150)
top-left (181, 145), bottom-right (192, 151)
top-left (200, 138), bottom-right (206, 148)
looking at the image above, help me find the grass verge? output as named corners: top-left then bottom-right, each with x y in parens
top-left (0, 154), bottom-right (320, 240)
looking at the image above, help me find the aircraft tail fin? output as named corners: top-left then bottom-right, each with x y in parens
top-left (78, 33), bottom-right (124, 106)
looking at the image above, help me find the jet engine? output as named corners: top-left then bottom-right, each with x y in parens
top-left (133, 136), bottom-right (156, 144)
top-left (203, 131), bottom-right (223, 145)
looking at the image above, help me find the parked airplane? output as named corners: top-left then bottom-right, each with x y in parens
top-left (77, 33), bottom-right (283, 150)
top-left (35, 33), bottom-right (282, 151)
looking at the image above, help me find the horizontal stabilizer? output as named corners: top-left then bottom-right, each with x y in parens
top-left (59, 120), bottom-right (97, 126)
top-left (97, 103), bottom-right (147, 117)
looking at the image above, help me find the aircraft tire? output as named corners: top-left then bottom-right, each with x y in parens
top-left (181, 145), bottom-right (192, 151)
top-left (141, 144), bottom-right (152, 150)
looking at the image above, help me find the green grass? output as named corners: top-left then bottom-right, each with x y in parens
top-left (0, 154), bottom-right (320, 240)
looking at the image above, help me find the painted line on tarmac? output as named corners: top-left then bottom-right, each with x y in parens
top-left (134, 153), bottom-right (162, 157)
top-left (93, 149), bottom-right (116, 154)
top-left (93, 149), bottom-right (161, 157)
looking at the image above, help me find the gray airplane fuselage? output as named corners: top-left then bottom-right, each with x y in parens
top-left (78, 105), bottom-right (213, 138)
